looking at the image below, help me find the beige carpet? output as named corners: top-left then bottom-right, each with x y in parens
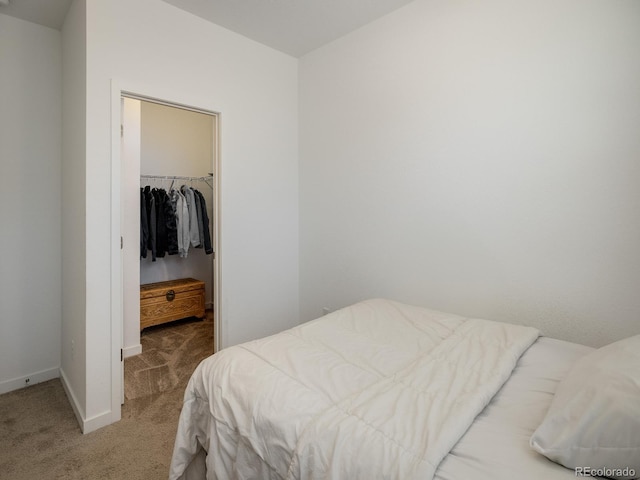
top-left (0, 312), bottom-right (214, 480)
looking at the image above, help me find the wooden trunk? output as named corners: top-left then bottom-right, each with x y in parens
top-left (140, 278), bottom-right (206, 331)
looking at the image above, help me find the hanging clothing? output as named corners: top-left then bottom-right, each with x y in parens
top-left (181, 185), bottom-right (200, 248)
top-left (170, 189), bottom-right (183, 257)
top-left (164, 189), bottom-right (179, 256)
top-left (173, 188), bottom-right (190, 258)
top-left (154, 188), bottom-right (167, 258)
top-left (144, 185), bottom-right (157, 261)
top-left (140, 179), bottom-right (213, 260)
top-left (194, 189), bottom-right (213, 255)
top-left (181, 189), bottom-right (191, 257)
top-left (193, 190), bottom-right (204, 249)
top-left (140, 188), bottom-right (149, 258)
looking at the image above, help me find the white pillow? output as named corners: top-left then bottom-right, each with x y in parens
top-left (530, 335), bottom-right (640, 480)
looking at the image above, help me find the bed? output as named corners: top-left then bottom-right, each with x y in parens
top-left (169, 299), bottom-right (640, 480)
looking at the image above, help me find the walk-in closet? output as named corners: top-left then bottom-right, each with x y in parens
top-left (120, 96), bottom-right (218, 402)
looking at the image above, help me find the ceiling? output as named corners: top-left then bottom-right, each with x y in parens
top-left (161, 0), bottom-right (416, 57)
top-left (0, 0), bottom-right (415, 57)
top-left (0, 0), bottom-right (72, 30)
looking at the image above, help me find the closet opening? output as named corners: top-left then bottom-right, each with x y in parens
top-left (118, 92), bottom-right (220, 407)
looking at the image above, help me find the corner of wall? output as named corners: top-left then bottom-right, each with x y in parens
top-left (59, 367), bottom-right (85, 431)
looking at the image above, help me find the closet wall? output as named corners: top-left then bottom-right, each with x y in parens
top-left (122, 98), bottom-right (214, 355)
top-left (139, 101), bottom-right (214, 299)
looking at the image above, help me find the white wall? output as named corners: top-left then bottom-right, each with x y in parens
top-left (121, 97), bottom-right (142, 357)
top-left (0, 14), bottom-right (62, 394)
top-left (60, 0), bottom-right (87, 422)
top-left (81, 0), bottom-right (299, 430)
top-left (299, 0), bottom-right (640, 347)
top-left (140, 101), bottom-right (213, 177)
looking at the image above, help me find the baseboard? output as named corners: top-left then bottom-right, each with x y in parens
top-left (123, 344), bottom-right (142, 358)
top-left (0, 366), bottom-right (60, 395)
top-left (59, 367), bottom-right (85, 431)
top-left (60, 368), bottom-right (119, 434)
top-left (82, 409), bottom-right (116, 434)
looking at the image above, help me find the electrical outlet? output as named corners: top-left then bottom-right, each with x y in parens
top-left (25, 378), bottom-right (30, 385)
top-left (322, 307), bottom-right (331, 316)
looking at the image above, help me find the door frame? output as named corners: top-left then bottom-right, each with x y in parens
top-left (110, 79), bottom-right (222, 419)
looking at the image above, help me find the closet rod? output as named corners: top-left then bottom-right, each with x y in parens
top-left (140, 174), bottom-right (214, 189)
top-left (140, 174), bottom-right (213, 181)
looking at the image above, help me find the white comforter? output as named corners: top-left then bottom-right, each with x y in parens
top-left (169, 299), bottom-right (539, 480)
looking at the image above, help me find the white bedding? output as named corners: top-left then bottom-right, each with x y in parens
top-left (435, 336), bottom-right (596, 480)
top-left (169, 299), bottom-right (543, 480)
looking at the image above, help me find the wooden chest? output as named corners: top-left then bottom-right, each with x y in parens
top-left (140, 278), bottom-right (205, 330)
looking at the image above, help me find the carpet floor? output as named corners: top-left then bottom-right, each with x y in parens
top-left (0, 312), bottom-right (214, 480)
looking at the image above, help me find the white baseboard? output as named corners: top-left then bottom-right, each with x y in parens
top-left (0, 366), bottom-right (60, 395)
top-left (123, 344), bottom-right (142, 358)
top-left (60, 368), bottom-right (119, 434)
top-left (82, 409), bottom-right (116, 434)
top-left (59, 367), bottom-right (85, 431)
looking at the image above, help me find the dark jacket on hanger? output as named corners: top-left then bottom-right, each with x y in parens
top-left (144, 186), bottom-right (157, 261)
top-left (154, 188), bottom-right (167, 258)
top-left (140, 188), bottom-right (148, 258)
top-left (164, 189), bottom-right (179, 255)
top-left (194, 189), bottom-right (214, 255)
top-left (193, 189), bottom-right (204, 249)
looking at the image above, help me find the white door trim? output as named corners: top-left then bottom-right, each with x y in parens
top-left (110, 79), bottom-right (222, 422)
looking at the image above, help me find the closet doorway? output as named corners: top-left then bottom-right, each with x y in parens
top-left (119, 93), bottom-right (220, 405)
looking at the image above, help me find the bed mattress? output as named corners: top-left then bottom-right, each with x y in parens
top-left (170, 299), bottom-right (597, 480)
top-left (435, 336), bottom-right (595, 480)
